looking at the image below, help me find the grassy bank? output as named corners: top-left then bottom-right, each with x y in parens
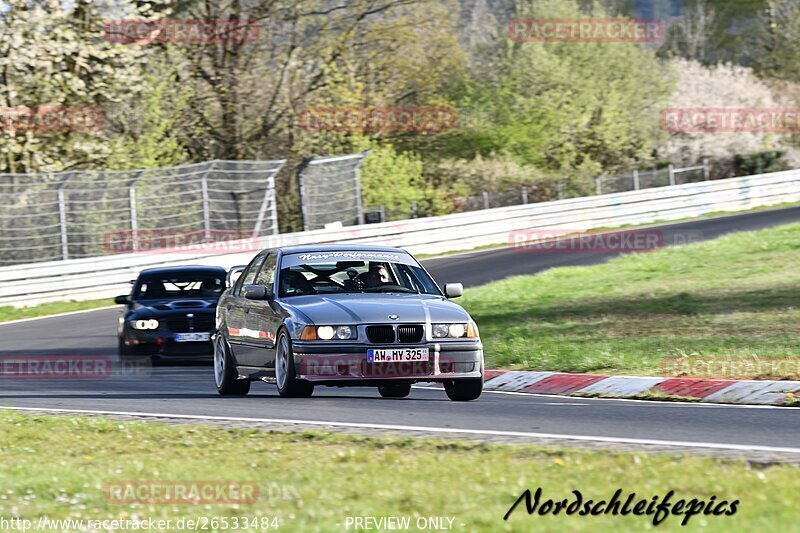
top-left (0, 411), bottom-right (796, 531)
top-left (463, 223), bottom-right (800, 377)
top-left (0, 299), bottom-right (113, 323)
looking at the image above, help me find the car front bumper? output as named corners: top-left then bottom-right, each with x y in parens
top-left (292, 339), bottom-right (483, 384)
top-left (122, 329), bottom-right (213, 359)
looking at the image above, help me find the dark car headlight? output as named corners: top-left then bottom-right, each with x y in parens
top-left (432, 322), bottom-right (479, 338)
top-left (300, 326), bottom-right (357, 340)
top-left (130, 319), bottom-right (159, 330)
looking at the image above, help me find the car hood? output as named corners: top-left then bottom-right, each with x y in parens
top-left (130, 298), bottom-right (218, 317)
top-left (282, 293), bottom-right (471, 325)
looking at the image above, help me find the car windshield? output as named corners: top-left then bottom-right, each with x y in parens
top-left (278, 260), bottom-right (441, 297)
top-left (133, 272), bottom-right (225, 300)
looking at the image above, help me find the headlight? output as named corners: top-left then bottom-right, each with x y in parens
top-left (317, 326), bottom-right (335, 340)
top-left (300, 326), bottom-right (357, 340)
top-left (131, 319), bottom-right (159, 330)
top-left (432, 322), bottom-right (478, 338)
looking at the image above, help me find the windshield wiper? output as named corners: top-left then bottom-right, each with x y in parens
top-left (362, 286), bottom-right (418, 294)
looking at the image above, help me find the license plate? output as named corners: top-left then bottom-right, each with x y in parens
top-left (174, 332), bottom-right (211, 343)
top-left (367, 348), bottom-right (429, 363)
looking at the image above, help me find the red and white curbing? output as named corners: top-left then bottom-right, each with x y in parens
top-left (481, 371), bottom-right (800, 406)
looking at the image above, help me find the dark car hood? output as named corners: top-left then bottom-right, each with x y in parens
top-left (130, 298), bottom-right (218, 316)
top-left (282, 293), bottom-right (470, 325)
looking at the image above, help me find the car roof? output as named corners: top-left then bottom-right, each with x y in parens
top-left (139, 265), bottom-right (227, 275)
top-left (278, 244), bottom-right (408, 254)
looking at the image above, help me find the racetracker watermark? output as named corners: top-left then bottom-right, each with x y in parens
top-left (103, 481), bottom-right (259, 505)
top-left (103, 230), bottom-right (261, 255)
top-left (0, 107), bottom-right (102, 132)
top-left (660, 356), bottom-right (800, 379)
top-left (299, 108), bottom-right (457, 133)
top-left (298, 355), bottom-right (467, 378)
top-left (508, 18), bottom-right (665, 43)
top-left (0, 356), bottom-right (112, 379)
top-left (661, 108), bottom-right (800, 133)
top-left (508, 229), bottom-right (703, 254)
top-left (104, 19), bottom-right (259, 44)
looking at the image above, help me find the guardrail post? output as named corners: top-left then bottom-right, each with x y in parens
top-left (633, 169), bottom-right (640, 190)
top-left (594, 177), bottom-right (601, 195)
top-left (557, 182), bottom-right (565, 200)
top-left (668, 164), bottom-right (676, 186)
top-left (482, 191), bottom-right (490, 210)
top-left (703, 158), bottom-right (710, 181)
top-left (521, 186), bottom-right (528, 205)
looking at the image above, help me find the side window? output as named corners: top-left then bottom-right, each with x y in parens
top-left (254, 254), bottom-right (277, 289)
top-left (236, 254), bottom-right (266, 296)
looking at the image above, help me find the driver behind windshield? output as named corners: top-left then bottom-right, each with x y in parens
top-left (364, 264), bottom-right (391, 287)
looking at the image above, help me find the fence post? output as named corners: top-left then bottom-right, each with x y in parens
top-left (482, 191), bottom-right (490, 210)
top-left (201, 174), bottom-right (211, 242)
top-left (703, 158), bottom-right (710, 181)
top-left (633, 169), bottom-right (640, 190)
top-left (254, 161), bottom-right (286, 237)
top-left (557, 182), bottom-right (565, 200)
top-left (668, 164), bottom-right (676, 186)
top-left (57, 188), bottom-right (68, 260)
top-left (521, 186), bottom-right (528, 205)
top-left (353, 152), bottom-right (370, 225)
top-left (595, 177), bottom-right (602, 195)
top-left (129, 186), bottom-right (138, 252)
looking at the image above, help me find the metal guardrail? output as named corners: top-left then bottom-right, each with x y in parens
top-left (1, 169), bottom-right (799, 306)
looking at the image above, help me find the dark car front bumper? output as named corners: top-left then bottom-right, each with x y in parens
top-left (122, 329), bottom-right (213, 360)
top-left (292, 339), bottom-right (483, 384)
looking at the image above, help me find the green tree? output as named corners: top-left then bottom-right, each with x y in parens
top-left (443, 0), bottom-right (674, 177)
top-left (0, 0), bottom-right (147, 173)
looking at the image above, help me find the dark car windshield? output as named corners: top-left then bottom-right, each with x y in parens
top-left (133, 272), bottom-right (225, 300)
top-left (278, 260), bottom-right (441, 298)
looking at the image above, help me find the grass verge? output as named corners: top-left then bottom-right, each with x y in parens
top-left (0, 299), bottom-right (114, 323)
top-left (462, 222), bottom-right (800, 378)
top-left (0, 411), bottom-right (797, 532)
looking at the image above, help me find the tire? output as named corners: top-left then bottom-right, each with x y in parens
top-left (378, 383), bottom-right (412, 398)
top-left (275, 330), bottom-right (314, 398)
top-left (444, 378), bottom-right (483, 402)
top-left (214, 334), bottom-right (250, 396)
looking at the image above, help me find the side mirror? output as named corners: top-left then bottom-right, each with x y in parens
top-left (227, 265), bottom-right (247, 288)
top-left (114, 295), bottom-right (130, 305)
top-left (243, 284), bottom-right (271, 300)
top-left (444, 283), bottom-right (463, 299)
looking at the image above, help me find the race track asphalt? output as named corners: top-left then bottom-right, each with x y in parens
top-left (2, 206), bottom-right (800, 453)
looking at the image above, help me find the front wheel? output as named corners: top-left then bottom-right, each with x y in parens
top-left (444, 378), bottom-right (482, 401)
top-left (378, 383), bottom-right (411, 398)
top-left (214, 334), bottom-right (250, 396)
top-left (275, 331), bottom-right (314, 398)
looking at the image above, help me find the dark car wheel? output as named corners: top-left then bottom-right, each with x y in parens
top-left (444, 378), bottom-right (482, 402)
top-left (275, 330), bottom-right (314, 398)
top-left (214, 334), bottom-right (250, 396)
top-left (378, 383), bottom-right (412, 398)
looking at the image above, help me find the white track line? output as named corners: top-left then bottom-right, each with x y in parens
top-left (0, 306), bottom-right (118, 326)
top-left (2, 405), bottom-right (799, 454)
